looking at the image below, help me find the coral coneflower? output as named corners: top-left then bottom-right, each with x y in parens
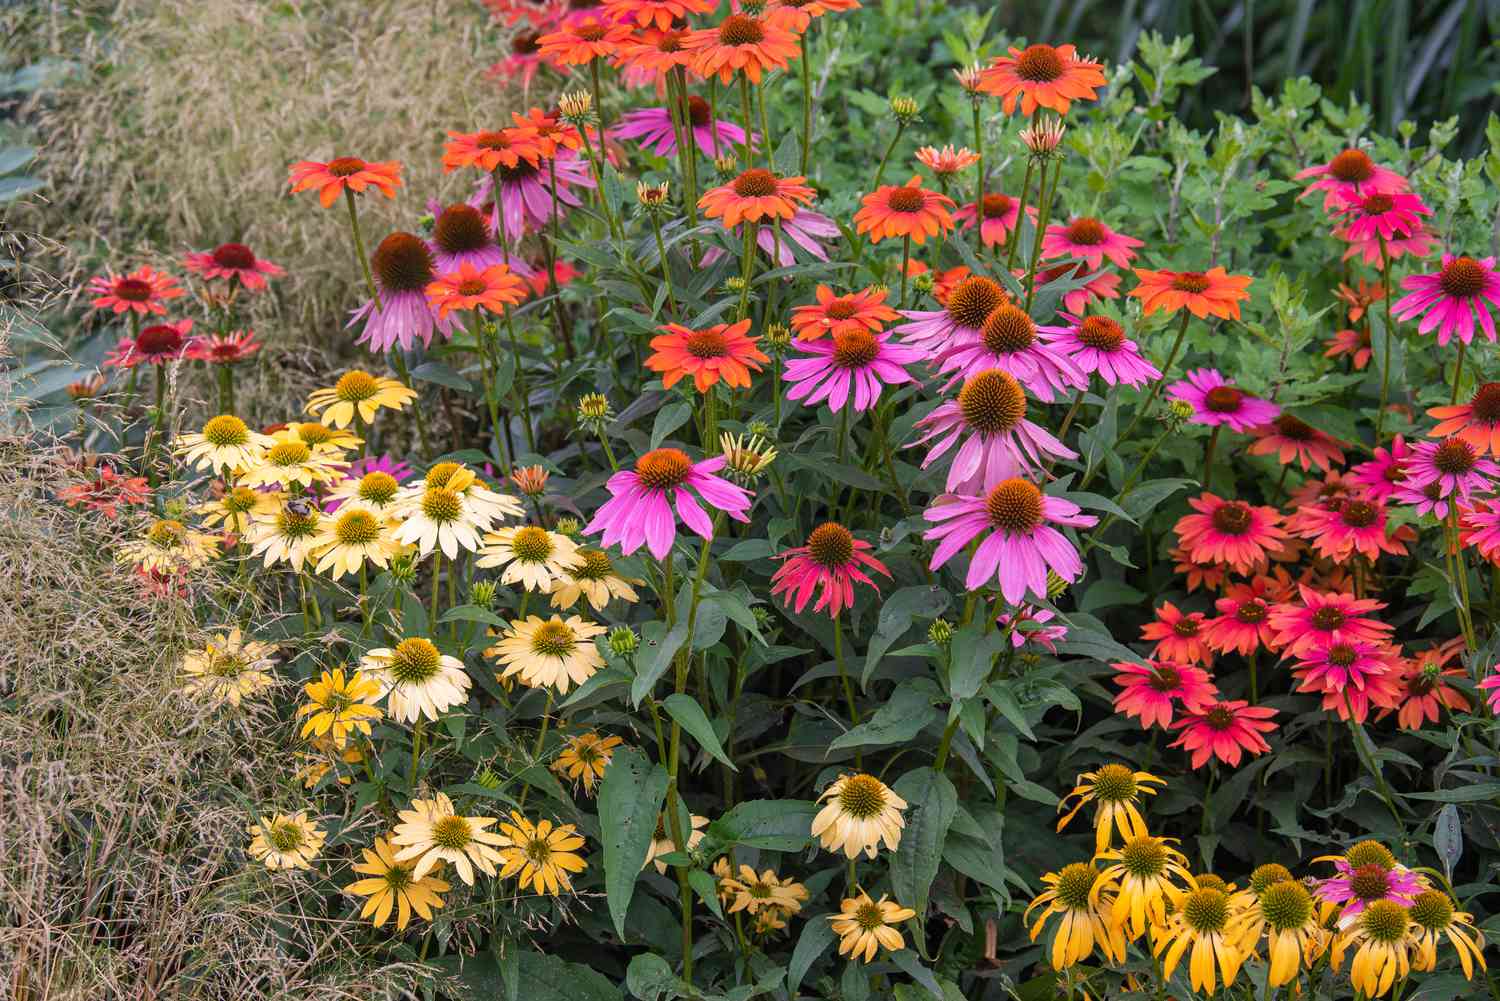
top-left (915, 144), bottom-right (979, 177)
top-left (1169, 700), bottom-right (1278, 768)
top-left (1043, 217), bottom-right (1143, 269)
top-left (613, 97), bottom-right (754, 159)
top-left (487, 29), bottom-right (546, 88)
top-left (1140, 602), bottom-right (1212, 665)
top-left (646, 319), bottom-right (768, 392)
top-left (183, 243), bottom-right (284, 291)
top-left (1035, 261), bottom-right (1122, 314)
top-left (585, 448), bottom-right (752, 559)
top-left (686, 12), bottom-right (800, 84)
top-left (103, 319), bottom-right (196, 369)
top-left (1173, 492), bottom-right (1287, 575)
top-left (768, 0), bottom-right (862, 31)
top-left (924, 477), bottom-right (1097, 602)
top-left (1385, 646), bottom-right (1470, 730)
top-left (425, 262), bottom-right (529, 319)
top-left (1203, 581), bottom-right (1277, 656)
top-left (855, 176), bottom-right (956, 244)
top-left (895, 273), bottom-right (1010, 356)
top-left (1290, 496), bottom-right (1412, 561)
top-left (790, 285), bottom-right (899, 341)
top-left (1325, 327), bottom-right (1373, 369)
top-left (1296, 148), bottom-right (1409, 212)
top-left (349, 232), bottom-right (455, 353)
top-left (1392, 254), bottom-right (1500, 346)
top-left (1111, 660), bottom-right (1217, 730)
top-left (931, 302), bottom-right (1084, 401)
top-left (699, 168), bottom-right (815, 228)
top-left (443, 127), bottom-right (542, 176)
top-left (998, 605), bottom-right (1068, 653)
top-left (1051, 313), bottom-right (1160, 387)
top-left (908, 368), bottom-right (1075, 492)
top-left (1249, 413), bottom-right (1345, 471)
top-left (187, 330), bottom-right (263, 365)
top-left (978, 43), bottom-right (1107, 115)
top-left (1334, 190), bottom-right (1432, 243)
top-left (952, 192), bottom-right (1032, 248)
top-left (88, 266), bottom-right (184, 316)
top-left (1460, 498), bottom-right (1500, 563)
top-left (1167, 368), bottom-right (1281, 432)
top-left (537, 15), bottom-right (632, 66)
top-left (1130, 267), bottom-right (1253, 320)
top-left (1406, 435), bottom-right (1499, 499)
top-left (615, 26), bottom-right (697, 88)
top-left (1267, 585), bottom-right (1394, 658)
top-left (770, 521), bottom-right (890, 617)
top-left (57, 465), bottom-right (149, 521)
top-left (288, 156), bottom-right (402, 206)
top-left (1429, 382), bottom-right (1500, 455)
top-left (783, 327), bottom-right (922, 413)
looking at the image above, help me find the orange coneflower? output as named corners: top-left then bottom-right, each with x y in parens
top-left (604, 0), bottom-right (713, 31)
top-left (853, 175), bottom-right (956, 245)
top-left (698, 168), bottom-right (815, 228)
top-left (615, 26), bottom-right (698, 83)
top-left (443, 127), bottom-right (543, 174)
top-left (537, 15), bottom-right (633, 67)
top-left (425, 263), bottom-right (530, 319)
top-left (790, 285), bottom-right (900, 340)
top-left (978, 43), bottom-right (1107, 116)
top-left (512, 107), bottom-right (583, 155)
top-left (1129, 267), bottom-right (1253, 320)
top-left (288, 157), bottom-right (403, 207)
top-left (685, 12), bottom-right (800, 84)
top-left (768, 0), bottom-right (862, 31)
top-left (646, 319), bottom-right (768, 392)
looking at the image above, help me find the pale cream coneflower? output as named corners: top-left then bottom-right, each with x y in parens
top-left (173, 414), bottom-right (275, 474)
top-left (177, 627), bottom-right (278, 706)
top-left (195, 485), bottom-right (282, 536)
top-left (118, 517), bottom-right (220, 573)
top-left (309, 504), bottom-right (404, 578)
top-left (296, 667), bottom-right (383, 747)
top-left (476, 525), bottom-right (583, 592)
top-left (236, 430), bottom-right (347, 490)
top-left (247, 811), bottom-right (325, 870)
top-left (391, 792), bottom-right (507, 884)
top-left (548, 548), bottom-right (643, 612)
top-left (344, 836), bottom-right (449, 931)
top-left (829, 893), bottom-right (917, 962)
top-left (306, 369), bottom-right (417, 428)
top-left (644, 812), bottom-right (708, 874)
top-left (247, 499), bottom-right (323, 571)
top-left (811, 773), bottom-right (908, 859)
top-left (496, 811), bottom-right (588, 896)
top-left (485, 614), bottom-right (607, 694)
top-left (360, 637), bottom-right (472, 723)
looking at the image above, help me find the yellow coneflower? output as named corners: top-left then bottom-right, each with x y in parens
top-left (496, 811), bottom-right (588, 895)
top-left (118, 518), bottom-right (220, 573)
top-left (1094, 834), bottom-right (1192, 938)
top-left (1025, 863), bottom-right (1126, 970)
top-left (296, 733), bottom-right (362, 788)
top-left (345, 836), bottom-right (449, 931)
top-left (236, 431), bottom-right (346, 490)
top-left (551, 732), bottom-right (624, 794)
top-left (811, 773), bottom-right (907, 859)
top-left (1239, 879), bottom-right (1328, 988)
top-left (178, 627), bottom-right (278, 706)
top-left (548, 547), bottom-right (643, 611)
top-left (725, 865), bottom-right (808, 915)
top-left (1154, 885), bottom-right (1249, 994)
top-left (247, 811), bottom-right (324, 870)
top-left (360, 638), bottom-right (472, 723)
top-left (306, 369), bottom-right (417, 428)
top-left (297, 667), bottom-right (383, 747)
top-left (1331, 899), bottom-right (1414, 998)
top-left (829, 893), bottom-right (917, 963)
top-left (309, 504), bottom-right (403, 578)
top-left (247, 500), bottom-right (323, 570)
top-left (173, 414), bottom-right (275, 474)
top-left (196, 485), bottom-right (281, 535)
top-left (485, 614), bottom-right (607, 694)
top-left (324, 470), bottom-right (403, 512)
top-left (475, 525), bottom-right (584, 592)
top-left (644, 813), bottom-right (708, 874)
top-left (712, 856), bottom-right (742, 905)
top-left (1248, 862), bottom-right (1295, 896)
top-left (391, 792), bottom-right (507, 884)
top-left (754, 905), bottom-right (795, 935)
top-left (1408, 889), bottom-right (1486, 979)
top-left (1056, 763), bottom-right (1165, 852)
top-left (285, 420), bottom-right (362, 456)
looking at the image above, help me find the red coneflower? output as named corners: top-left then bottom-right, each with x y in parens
top-left (1129, 267), bottom-right (1253, 320)
top-left (685, 12), bottom-right (800, 84)
top-left (770, 521), bottom-right (890, 618)
top-left (103, 319), bottom-right (196, 369)
top-left (424, 262), bottom-right (530, 319)
top-left (1324, 328), bottom-right (1373, 370)
top-left (1173, 492), bottom-right (1287, 575)
top-left (698, 168), bottom-right (815, 228)
top-left (443, 127), bottom-right (543, 174)
top-left (1202, 580), bottom-right (1278, 656)
top-left (645, 319), bottom-right (768, 393)
top-left (978, 43), bottom-right (1107, 116)
top-left (537, 15), bottom-right (633, 66)
top-left (1428, 382), bottom-right (1500, 455)
top-left (790, 285), bottom-right (900, 341)
top-left (1247, 413), bottom-right (1345, 471)
top-left (854, 175), bottom-right (956, 245)
top-left (1168, 700), bottom-right (1278, 769)
top-left (288, 157), bottom-right (403, 207)
top-left (183, 243), bottom-right (285, 291)
top-left (1140, 602), bottom-right (1212, 665)
top-left (1267, 585), bottom-right (1393, 659)
top-left (87, 266), bottom-right (184, 317)
top-left (1111, 660), bottom-right (1217, 730)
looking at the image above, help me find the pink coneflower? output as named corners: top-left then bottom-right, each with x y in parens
top-left (1173, 493), bottom-right (1288, 575)
top-left (1168, 700), bottom-right (1278, 769)
top-left (1392, 254), bottom-right (1500, 346)
top-left (612, 99), bottom-right (754, 159)
top-left (183, 243), bottom-right (284, 291)
top-left (102, 319), bottom-right (196, 369)
top-left (1428, 382), bottom-right (1500, 455)
top-left (1267, 585), bottom-right (1394, 659)
top-left (1295, 148), bottom-right (1409, 212)
top-left (1292, 640), bottom-right (1394, 696)
top-left (426, 202), bottom-right (507, 274)
top-left (1338, 222), bottom-right (1437, 266)
top-left (1202, 580), bottom-right (1277, 656)
top-left (1049, 313), bottom-right (1160, 388)
top-left (770, 521), bottom-right (890, 617)
top-left (924, 477), bottom-right (1097, 602)
top-left (1405, 436), bottom-right (1499, 499)
top-left (1333, 190), bottom-right (1432, 243)
top-left (699, 208), bottom-right (842, 270)
top-left (88, 266), bottom-right (184, 317)
top-left (1316, 859), bottom-right (1423, 927)
top-left (1033, 262), bottom-right (1122, 315)
top-left (1247, 414), bottom-right (1345, 471)
top-left (930, 303), bottom-right (1084, 402)
top-left (1171, 544), bottom-right (1229, 594)
top-left (584, 447), bottom-right (752, 560)
top-left (1460, 499), bottom-right (1500, 563)
top-left (348, 233), bottom-right (456, 354)
top-left (1041, 217), bottom-right (1143, 269)
top-left (1324, 327), bottom-right (1373, 369)
top-left (471, 151), bottom-right (594, 239)
top-left (1167, 369), bottom-right (1281, 432)
top-left (1349, 435), bottom-right (1410, 502)
top-left (186, 330), bottom-right (262, 365)
top-left (1394, 480), bottom-right (1456, 520)
top-left (895, 274), bottom-right (1010, 356)
top-left (952, 192), bottom-right (1033, 247)
top-left (782, 328), bottom-right (922, 414)
top-left (1290, 496), bottom-right (1413, 562)
top-left (1479, 673), bottom-right (1500, 714)
top-left (1111, 660), bottom-right (1217, 730)
top-left (998, 605), bottom-right (1068, 654)
top-left (907, 368), bottom-right (1075, 492)
top-left (1140, 602), bottom-right (1212, 665)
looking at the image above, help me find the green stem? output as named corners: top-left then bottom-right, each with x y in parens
top-left (871, 122), bottom-right (907, 192)
top-left (1022, 157), bottom-right (1061, 311)
top-left (649, 211), bottom-right (680, 319)
top-left (388, 350), bottom-right (431, 457)
top-left (1202, 424), bottom-right (1222, 488)
top-left (737, 221), bottom-right (757, 320)
top-left (898, 234), bottom-right (912, 307)
top-left (1452, 338), bottom-right (1467, 406)
top-left (833, 618), bottom-right (861, 769)
top-left (1005, 147), bottom-right (1037, 271)
top-left (517, 691), bottom-right (555, 809)
top-left (972, 97), bottom-right (989, 257)
top-left (344, 188), bottom-right (382, 311)
top-left (799, 28), bottom-right (813, 177)
top-left (1117, 309), bottom-right (1193, 447)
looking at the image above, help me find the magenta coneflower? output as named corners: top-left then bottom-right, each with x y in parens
top-left (952, 192), bottom-right (1033, 247)
top-left (1394, 480), bottom-right (1456, 520)
top-left (1050, 313), bottom-right (1159, 388)
top-left (186, 330), bottom-right (263, 365)
top-left (426, 202), bottom-right (507, 274)
top-left (1338, 222), bottom-right (1437, 266)
top-left (1041, 217), bottom-right (1143, 269)
top-left (1247, 413), bottom-right (1345, 471)
top-left (1173, 492), bottom-right (1287, 575)
top-left (102, 319), bottom-right (196, 368)
top-left (471, 150), bottom-right (594, 239)
top-left (1405, 436), bottom-right (1499, 499)
top-left (348, 232), bottom-right (456, 354)
top-left (1292, 640), bottom-right (1393, 696)
top-left (908, 368), bottom-right (1075, 492)
top-left (1139, 602), bottom-right (1211, 665)
top-left (1333, 190), bottom-right (1431, 243)
top-left (770, 521), bottom-right (890, 617)
top-left (1267, 585), bottom-right (1393, 659)
top-left (924, 477), bottom-right (1097, 602)
top-left (1111, 660), bottom-right (1217, 730)
top-left (183, 243), bottom-right (284, 291)
top-left (1478, 673), bottom-right (1500, 714)
top-left (783, 328), bottom-right (923, 414)
top-left (931, 303), bottom-right (1084, 402)
top-left (1316, 858), bottom-right (1423, 927)
top-left (1203, 581), bottom-right (1276, 656)
top-left (1295, 148), bottom-right (1408, 212)
top-left (1460, 499), bottom-right (1500, 562)
top-left (584, 447), bottom-right (752, 560)
top-left (1290, 496), bottom-right (1412, 561)
top-left (1167, 369), bottom-right (1281, 432)
top-left (895, 274), bottom-right (1009, 356)
top-left (998, 605), bottom-right (1068, 653)
top-left (88, 266), bottom-right (184, 316)
top-left (1168, 700), bottom-right (1278, 769)
top-left (702, 208), bottom-right (842, 268)
top-left (612, 98), bottom-right (754, 159)
top-left (1349, 435), bottom-right (1410, 502)
top-left (1392, 254), bottom-right (1500, 346)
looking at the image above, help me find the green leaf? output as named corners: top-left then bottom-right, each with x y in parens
top-left (709, 799), bottom-right (816, 852)
top-left (890, 768), bottom-right (957, 926)
top-left (632, 620), bottom-right (688, 706)
top-left (429, 950), bottom-right (621, 1001)
top-left (787, 913), bottom-right (836, 994)
top-left (829, 679), bottom-right (938, 751)
top-left (598, 747), bottom-right (669, 938)
top-left (688, 867), bottom-right (725, 920)
top-left (1433, 803), bottom-right (1463, 881)
top-left (887, 949), bottom-right (944, 999)
top-left (1403, 785), bottom-right (1500, 803)
top-left (863, 586), bottom-right (951, 684)
top-left (626, 953), bottom-right (682, 1000)
top-left (0, 176), bottom-right (45, 203)
top-left (1120, 477), bottom-right (1192, 518)
top-left (946, 625), bottom-right (1008, 703)
top-left (983, 681), bottom-right (1035, 741)
top-left (651, 399), bottom-right (693, 450)
top-left (662, 693), bottom-right (737, 770)
top-left (409, 360), bottom-right (472, 392)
